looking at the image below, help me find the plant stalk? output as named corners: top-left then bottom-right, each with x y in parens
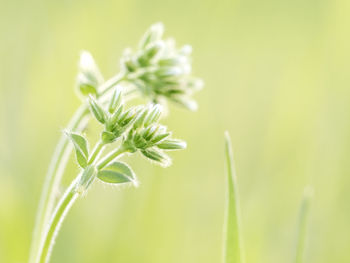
top-left (88, 141), bottom-right (105, 165)
top-left (37, 146), bottom-right (127, 263)
top-left (38, 178), bottom-right (79, 263)
top-left (30, 73), bottom-right (125, 263)
top-left (97, 146), bottom-right (129, 170)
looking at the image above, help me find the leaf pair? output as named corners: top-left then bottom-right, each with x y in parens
top-left (75, 161), bottom-right (137, 195)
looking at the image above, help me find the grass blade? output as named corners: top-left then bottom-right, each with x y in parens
top-left (223, 131), bottom-right (244, 263)
top-left (294, 186), bottom-right (313, 263)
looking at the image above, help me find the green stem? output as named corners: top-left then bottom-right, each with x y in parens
top-left (38, 145), bottom-right (128, 263)
top-left (38, 178), bottom-right (79, 263)
top-left (88, 141), bottom-right (105, 165)
top-left (30, 73), bottom-right (125, 263)
top-left (97, 146), bottom-right (129, 170)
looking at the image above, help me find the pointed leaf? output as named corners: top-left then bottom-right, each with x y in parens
top-left (66, 131), bottom-right (89, 168)
top-left (97, 161), bottom-right (137, 186)
top-left (223, 131), bottom-right (244, 263)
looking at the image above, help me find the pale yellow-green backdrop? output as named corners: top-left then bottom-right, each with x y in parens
top-left (0, 0), bottom-right (349, 262)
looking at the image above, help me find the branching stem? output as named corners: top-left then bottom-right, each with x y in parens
top-left (97, 146), bottom-right (129, 170)
top-left (88, 141), bottom-right (105, 165)
top-left (30, 73), bottom-right (125, 263)
top-left (37, 144), bottom-right (128, 263)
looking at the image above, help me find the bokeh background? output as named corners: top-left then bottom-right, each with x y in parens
top-left (1, 0), bottom-right (350, 262)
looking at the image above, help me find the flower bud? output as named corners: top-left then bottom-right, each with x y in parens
top-left (108, 87), bottom-right (123, 114)
top-left (157, 139), bottom-right (187, 150)
top-left (158, 56), bottom-right (187, 67)
top-left (155, 67), bottom-right (183, 79)
top-left (150, 132), bottom-right (170, 145)
top-left (141, 148), bottom-right (171, 167)
top-left (139, 22), bottom-right (164, 49)
top-left (142, 125), bottom-right (158, 140)
top-left (108, 105), bottom-right (123, 128)
top-left (101, 131), bottom-right (116, 144)
top-left (169, 96), bottom-right (198, 111)
top-left (144, 104), bottom-right (162, 126)
top-left (187, 78), bottom-right (204, 91)
top-left (144, 41), bottom-right (165, 60)
top-left (77, 51), bottom-right (103, 97)
top-left (77, 73), bottom-right (98, 96)
top-left (88, 96), bottom-right (106, 124)
top-left (179, 45), bottom-right (192, 55)
top-left (133, 107), bottom-right (148, 129)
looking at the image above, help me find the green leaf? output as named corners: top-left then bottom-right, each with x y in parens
top-left (223, 131), bottom-right (244, 263)
top-left (65, 131), bottom-right (89, 168)
top-left (97, 161), bottom-right (137, 186)
top-left (294, 187), bottom-right (313, 263)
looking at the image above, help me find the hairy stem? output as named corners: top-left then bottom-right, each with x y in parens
top-left (38, 178), bottom-right (80, 263)
top-left (97, 146), bottom-right (129, 170)
top-left (38, 145), bottom-right (127, 263)
top-left (88, 141), bottom-right (105, 165)
top-left (30, 73), bottom-right (125, 263)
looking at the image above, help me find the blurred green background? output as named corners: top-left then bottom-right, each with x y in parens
top-left (1, 0), bottom-right (350, 262)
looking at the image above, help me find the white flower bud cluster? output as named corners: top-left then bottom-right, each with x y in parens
top-left (120, 23), bottom-right (204, 111)
top-left (122, 104), bottom-right (186, 167)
